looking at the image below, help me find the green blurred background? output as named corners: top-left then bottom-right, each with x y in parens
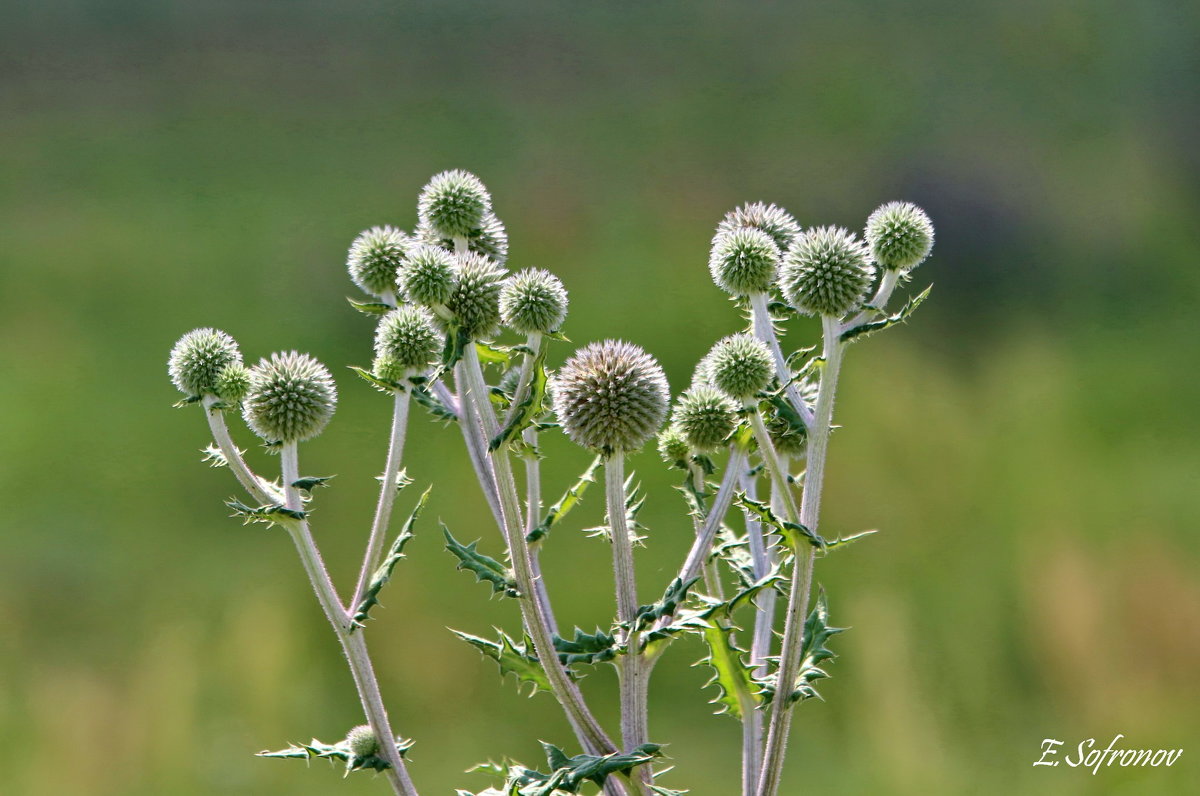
top-left (2, 2), bottom-right (1198, 794)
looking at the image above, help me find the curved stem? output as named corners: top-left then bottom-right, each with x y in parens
top-left (841, 268), bottom-right (901, 332)
top-left (352, 388), bottom-right (411, 608)
top-left (749, 292), bottom-right (814, 429)
top-left (202, 397), bottom-right (280, 504)
top-left (678, 447), bottom-right (747, 588)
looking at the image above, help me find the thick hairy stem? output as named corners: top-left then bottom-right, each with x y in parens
top-left (279, 443), bottom-right (418, 796)
top-left (757, 315), bottom-right (844, 796)
top-left (678, 448), bottom-right (748, 587)
top-left (352, 388), bottom-right (411, 608)
top-left (454, 370), bottom-right (505, 529)
top-left (740, 466), bottom-right (775, 796)
top-left (749, 292), bottom-right (814, 429)
top-left (202, 397), bottom-right (279, 504)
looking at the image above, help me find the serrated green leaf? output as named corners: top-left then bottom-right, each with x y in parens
top-left (202, 444), bottom-right (229, 468)
top-left (711, 526), bottom-right (757, 588)
top-left (347, 297), bottom-right (395, 315)
top-left (226, 499), bottom-right (305, 526)
top-left (451, 629), bottom-right (552, 696)
top-left (490, 348), bottom-right (548, 452)
top-left (351, 487), bottom-right (430, 626)
top-left (349, 364), bottom-right (404, 394)
top-left (758, 589), bottom-right (846, 705)
top-left (475, 342), bottom-right (512, 367)
top-left (553, 627), bottom-right (618, 668)
top-left (696, 620), bottom-right (761, 719)
top-left (840, 284), bottom-right (932, 343)
top-left (735, 494), bottom-right (825, 551)
top-left (444, 525), bottom-right (521, 597)
top-left (824, 528), bottom-right (878, 550)
top-left (291, 475), bottom-right (334, 492)
top-left (410, 381), bottom-right (458, 422)
top-left (634, 577), bottom-right (699, 633)
top-left (172, 394), bottom-right (203, 408)
top-left (472, 743), bottom-right (664, 796)
top-left (258, 735), bottom-right (413, 774)
top-left (527, 456), bottom-right (602, 543)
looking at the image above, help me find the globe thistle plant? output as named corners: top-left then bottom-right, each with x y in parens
top-left (779, 225), bottom-right (875, 317)
top-left (865, 201), bottom-right (934, 271)
top-left (500, 268), bottom-right (568, 335)
top-left (168, 328), bottom-right (242, 398)
top-left (715, 201), bottom-right (802, 252)
top-left (373, 306), bottom-right (441, 381)
top-left (709, 226), bottom-right (782, 297)
top-left (243, 351), bottom-right (338, 443)
top-left (397, 244), bottom-right (457, 309)
top-left (446, 252), bottom-right (507, 340)
top-left (417, 170), bottom-right (492, 240)
top-left (705, 333), bottom-right (774, 403)
top-left (671, 385), bottom-right (739, 453)
top-left (348, 226), bottom-right (411, 299)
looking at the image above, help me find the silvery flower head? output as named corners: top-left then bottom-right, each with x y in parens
top-left (716, 202), bottom-right (802, 252)
top-left (500, 268), bottom-right (568, 335)
top-left (705, 333), bottom-right (774, 403)
top-left (214, 363), bottom-right (251, 404)
top-left (447, 251), bottom-right (508, 340)
top-left (397, 244), bottom-right (457, 309)
top-left (243, 351), bottom-right (338, 443)
top-left (417, 170), bottom-right (493, 240)
top-left (709, 226), bottom-right (781, 296)
top-left (551, 340), bottom-right (670, 454)
top-left (416, 211), bottom-right (509, 266)
top-left (347, 226), bottom-right (410, 298)
top-left (779, 226), bottom-right (875, 317)
top-left (864, 201), bottom-right (935, 271)
top-left (657, 425), bottom-right (691, 466)
top-left (671, 385), bottom-right (739, 453)
top-left (168, 328), bottom-right (242, 397)
top-left (373, 306), bottom-right (441, 380)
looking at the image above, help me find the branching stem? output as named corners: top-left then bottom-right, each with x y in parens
top-left (352, 387), bottom-right (411, 608)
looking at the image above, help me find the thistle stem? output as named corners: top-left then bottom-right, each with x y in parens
top-left (749, 292), bottom-right (814, 429)
top-left (352, 388), bottom-right (411, 609)
top-left (741, 465), bottom-right (774, 795)
top-left (842, 268), bottom-right (901, 332)
top-left (678, 447), bottom-right (748, 588)
top-left (202, 397), bottom-right (280, 504)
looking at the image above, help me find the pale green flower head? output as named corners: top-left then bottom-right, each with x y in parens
top-left (373, 306), bottom-right (441, 378)
top-left (657, 424), bottom-right (691, 466)
top-left (168, 328), bottom-right (242, 397)
top-left (417, 170), bottom-right (492, 239)
top-left (214, 363), bottom-right (251, 404)
top-left (709, 226), bottom-right (781, 296)
top-left (865, 201), bottom-right (935, 271)
top-left (716, 202), bottom-right (802, 252)
top-left (416, 211), bottom-right (509, 266)
top-left (706, 333), bottom-right (773, 402)
top-left (347, 226), bottom-right (410, 298)
top-left (671, 385), bottom-right (738, 453)
top-left (552, 340), bottom-right (670, 454)
top-left (447, 252), bottom-right (507, 340)
top-left (500, 268), bottom-right (568, 335)
top-left (779, 226), bottom-right (875, 317)
top-left (398, 244), bottom-right (457, 308)
top-left (243, 351), bottom-right (338, 443)
top-left (345, 725), bottom-right (379, 758)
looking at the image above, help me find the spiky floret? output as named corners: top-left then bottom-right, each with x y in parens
top-left (416, 211), bottom-right (509, 266)
top-left (716, 202), bottom-right (802, 252)
top-left (709, 226), bottom-right (781, 296)
top-left (347, 226), bottom-right (410, 298)
top-left (671, 385), bottom-right (739, 453)
top-left (657, 424), bottom-right (691, 466)
top-left (397, 244), bottom-right (456, 308)
top-left (551, 340), bottom-right (670, 454)
top-left (417, 170), bottom-right (492, 239)
top-left (779, 226), bottom-right (875, 317)
top-left (500, 268), bottom-right (568, 335)
top-left (214, 363), bottom-right (251, 404)
top-left (865, 201), bottom-right (934, 271)
top-left (168, 328), bottom-right (242, 397)
top-left (447, 252), bottom-right (507, 339)
top-left (345, 725), bottom-right (379, 758)
top-left (243, 351), bottom-right (337, 443)
top-left (373, 306), bottom-right (441, 380)
top-left (705, 333), bottom-right (774, 402)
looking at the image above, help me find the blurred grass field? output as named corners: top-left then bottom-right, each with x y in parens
top-left (1, 2), bottom-right (1198, 794)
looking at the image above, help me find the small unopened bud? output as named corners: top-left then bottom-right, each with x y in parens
top-left (657, 425), bottom-right (691, 466)
top-left (373, 306), bottom-right (441, 379)
top-left (551, 340), bottom-right (670, 454)
top-left (705, 333), bottom-right (773, 402)
top-left (500, 268), bottom-right (568, 335)
top-left (168, 328), bottom-right (242, 397)
top-left (672, 386), bottom-right (738, 453)
top-left (865, 201), bottom-right (934, 271)
top-left (709, 227), bottom-right (781, 296)
top-left (348, 226), bottom-right (410, 298)
top-left (416, 212), bottom-right (509, 266)
top-left (214, 363), bottom-right (251, 404)
top-left (345, 725), bottom-right (379, 758)
top-left (779, 226), bottom-right (874, 317)
top-left (417, 170), bottom-right (492, 240)
top-left (716, 202), bottom-right (802, 252)
top-left (447, 252), bottom-right (507, 339)
top-left (243, 352), bottom-right (337, 443)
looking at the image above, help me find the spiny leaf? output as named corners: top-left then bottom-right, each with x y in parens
top-left (643, 570), bottom-right (783, 652)
top-left (490, 347), bottom-right (548, 451)
top-left (472, 743), bottom-right (664, 795)
top-left (346, 297), bottom-right (395, 316)
top-left (444, 525), bottom-right (521, 598)
top-left (374, 467), bottom-right (414, 492)
top-left (696, 619), bottom-right (761, 720)
top-left (258, 735), bottom-right (413, 775)
top-left (634, 577), bottom-right (699, 633)
top-left (226, 499), bottom-right (305, 526)
top-left (711, 526), bottom-right (757, 588)
top-left (451, 629), bottom-right (552, 696)
top-left (410, 381), bottom-right (458, 422)
top-left (351, 487), bottom-right (430, 627)
top-left (291, 475), bottom-right (334, 492)
top-left (172, 394), bottom-right (203, 408)
top-left (759, 589), bottom-right (846, 705)
top-left (553, 627), bottom-right (618, 668)
top-left (825, 528), bottom-right (878, 550)
top-left (349, 365), bottom-right (404, 394)
top-left (735, 494), bottom-right (825, 551)
top-left (202, 444), bottom-right (230, 468)
top-left (840, 284), bottom-right (932, 343)
top-left (475, 341), bottom-right (513, 367)
top-left (528, 456), bottom-right (602, 543)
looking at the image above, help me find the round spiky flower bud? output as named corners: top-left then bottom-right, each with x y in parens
top-left (345, 725), bottom-right (379, 758)
top-left (347, 226), bottom-right (410, 298)
top-left (373, 306), bottom-right (440, 379)
top-left (214, 363), bottom-right (251, 404)
top-left (865, 201), bottom-right (934, 271)
top-left (671, 385), bottom-right (738, 453)
top-left (500, 268), bottom-right (568, 335)
top-left (779, 226), bottom-right (875, 317)
top-left (657, 425), bottom-right (691, 466)
top-left (416, 212), bottom-right (509, 266)
top-left (706, 333), bottom-right (773, 402)
top-left (397, 244), bottom-right (457, 308)
top-left (716, 202), bottom-right (802, 252)
top-left (417, 170), bottom-right (492, 240)
top-left (447, 252), bottom-right (507, 339)
top-left (709, 227), bottom-right (781, 296)
top-left (552, 340), bottom-right (670, 454)
top-left (243, 352), bottom-right (337, 443)
top-left (168, 328), bottom-right (242, 397)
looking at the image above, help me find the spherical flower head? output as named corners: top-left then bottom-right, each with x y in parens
top-left (657, 425), bottom-right (691, 466)
top-left (214, 363), bottom-right (251, 404)
top-left (397, 244), bottom-right (456, 308)
top-left (671, 385), bottom-right (738, 453)
top-left (243, 351), bottom-right (337, 443)
top-left (417, 211), bottom-right (509, 266)
top-left (348, 226), bottom-right (410, 298)
top-left (865, 201), bottom-right (934, 271)
top-left (706, 333), bottom-right (773, 402)
top-left (716, 202), bottom-right (802, 252)
top-left (447, 252), bottom-right (507, 339)
top-left (779, 226), bottom-right (875, 317)
top-left (709, 227), bottom-right (781, 296)
top-left (417, 170), bottom-right (492, 239)
top-left (345, 725), bottom-right (379, 758)
top-left (551, 340), bottom-right (670, 454)
top-left (168, 328), bottom-right (242, 397)
top-left (374, 306), bottom-right (441, 376)
top-left (500, 268), bottom-right (569, 335)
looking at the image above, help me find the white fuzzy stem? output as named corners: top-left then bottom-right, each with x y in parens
top-left (202, 397), bottom-right (280, 505)
top-left (841, 268), bottom-right (901, 332)
top-left (741, 465), bottom-right (774, 795)
top-left (352, 388), bottom-right (411, 609)
top-left (678, 448), bottom-right (747, 587)
top-left (750, 292), bottom-right (814, 429)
